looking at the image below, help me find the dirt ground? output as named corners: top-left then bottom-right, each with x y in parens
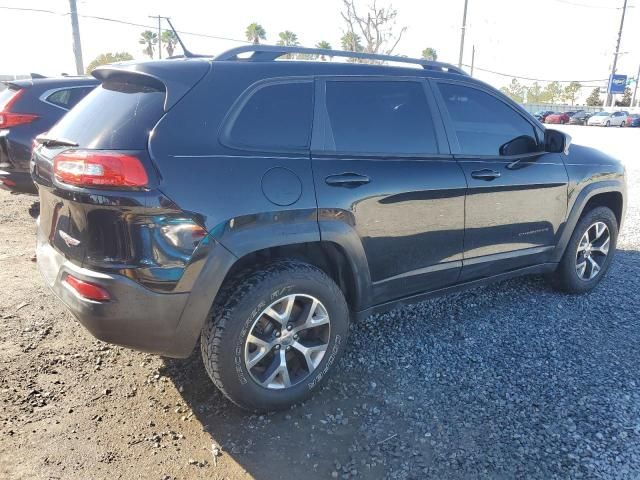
top-left (1, 125), bottom-right (639, 479)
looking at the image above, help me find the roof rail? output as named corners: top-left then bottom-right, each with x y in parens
top-left (215, 45), bottom-right (467, 75)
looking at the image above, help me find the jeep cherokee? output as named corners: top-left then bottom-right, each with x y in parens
top-left (32, 46), bottom-right (626, 411)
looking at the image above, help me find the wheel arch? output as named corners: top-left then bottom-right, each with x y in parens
top-left (552, 181), bottom-right (625, 263)
top-left (222, 240), bottom-right (368, 314)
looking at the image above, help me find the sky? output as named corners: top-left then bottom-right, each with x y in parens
top-left (1, 0), bottom-right (639, 102)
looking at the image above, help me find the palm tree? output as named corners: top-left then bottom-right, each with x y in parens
top-left (161, 30), bottom-right (178, 57)
top-left (139, 30), bottom-right (158, 59)
top-left (245, 23), bottom-right (266, 44)
top-left (341, 32), bottom-right (364, 62)
top-left (421, 47), bottom-right (438, 61)
top-left (276, 31), bottom-right (299, 59)
top-left (315, 40), bottom-right (332, 61)
top-left (276, 31), bottom-right (299, 47)
top-left (86, 52), bottom-right (134, 74)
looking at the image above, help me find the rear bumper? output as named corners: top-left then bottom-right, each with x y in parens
top-left (37, 235), bottom-right (194, 356)
top-left (36, 214), bottom-right (238, 358)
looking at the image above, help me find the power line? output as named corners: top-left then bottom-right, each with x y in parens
top-left (0, 5), bottom-right (250, 44)
top-left (0, 5), bottom-right (65, 15)
top-left (463, 64), bottom-right (608, 84)
top-left (549, 0), bottom-right (626, 9)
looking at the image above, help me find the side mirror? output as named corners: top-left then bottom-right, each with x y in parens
top-left (499, 135), bottom-right (538, 156)
top-left (544, 129), bottom-right (571, 154)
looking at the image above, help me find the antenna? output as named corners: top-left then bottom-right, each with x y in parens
top-left (165, 17), bottom-right (197, 58)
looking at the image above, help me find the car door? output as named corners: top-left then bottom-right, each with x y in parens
top-left (432, 80), bottom-right (569, 281)
top-left (311, 77), bottom-right (467, 305)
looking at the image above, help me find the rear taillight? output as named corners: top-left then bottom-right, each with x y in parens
top-left (53, 150), bottom-right (148, 188)
top-left (0, 89), bottom-right (39, 128)
top-left (64, 274), bottom-right (111, 301)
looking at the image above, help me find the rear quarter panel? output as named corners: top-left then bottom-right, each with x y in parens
top-left (149, 63), bottom-right (321, 257)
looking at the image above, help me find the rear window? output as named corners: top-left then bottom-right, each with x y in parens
top-left (225, 81), bottom-right (313, 151)
top-left (46, 80), bottom-right (165, 149)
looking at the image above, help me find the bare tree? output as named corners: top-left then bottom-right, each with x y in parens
top-left (340, 0), bottom-right (407, 57)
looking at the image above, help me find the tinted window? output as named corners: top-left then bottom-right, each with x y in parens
top-left (46, 80), bottom-right (165, 149)
top-left (228, 82), bottom-right (312, 150)
top-left (46, 87), bottom-right (94, 110)
top-left (325, 81), bottom-right (438, 154)
top-left (437, 83), bottom-right (537, 156)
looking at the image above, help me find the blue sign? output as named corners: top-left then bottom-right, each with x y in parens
top-left (608, 74), bottom-right (627, 94)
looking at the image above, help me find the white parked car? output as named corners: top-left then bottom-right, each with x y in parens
top-left (587, 111), bottom-right (629, 127)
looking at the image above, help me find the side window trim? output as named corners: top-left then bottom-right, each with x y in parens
top-left (219, 76), bottom-right (314, 155)
top-left (431, 79), bottom-right (543, 160)
top-left (312, 76), bottom-right (451, 159)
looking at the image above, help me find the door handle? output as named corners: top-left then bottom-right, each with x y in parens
top-left (325, 173), bottom-right (370, 187)
top-left (471, 169), bottom-right (501, 181)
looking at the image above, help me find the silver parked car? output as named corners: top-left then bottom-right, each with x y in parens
top-left (587, 110), bottom-right (629, 127)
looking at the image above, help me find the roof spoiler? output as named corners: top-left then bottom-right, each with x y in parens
top-left (92, 60), bottom-right (210, 110)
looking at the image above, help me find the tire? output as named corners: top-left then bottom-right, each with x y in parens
top-left (201, 261), bottom-right (350, 412)
top-left (550, 206), bottom-right (618, 294)
top-left (620, 121), bottom-right (625, 128)
top-left (605, 120), bottom-right (611, 127)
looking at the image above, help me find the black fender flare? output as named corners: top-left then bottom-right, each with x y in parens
top-left (317, 218), bottom-right (373, 312)
top-left (551, 180), bottom-right (625, 263)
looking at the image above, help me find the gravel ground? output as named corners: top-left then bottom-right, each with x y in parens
top-left (1, 125), bottom-right (639, 479)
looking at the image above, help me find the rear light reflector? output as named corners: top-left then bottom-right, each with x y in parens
top-left (0, 89), bottom-right (39, 128)
top-left (53, 150), bottom-right (148, 188)
top-left (64, 275), bottom-right (111, 301)
top-left (0, 178), bottom-right (16, 187)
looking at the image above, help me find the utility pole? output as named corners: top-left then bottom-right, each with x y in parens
top-left (149, 15), bottom-right (163, 59)
top-left (458, 0), bottom-right (469, 68)
top-left (470, 45), bottom-right (475, 76)
top-left (68, 0), bottom-right (84, 74)
top-left (632, 63), bottom-right (640, 108)
top-left (606, 0), bottom-right (628, 107)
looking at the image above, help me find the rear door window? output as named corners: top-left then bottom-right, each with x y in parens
top-left (225, 81), bottom-right (313, 151)
top-left (323, 80), bottom-right (439, 155)
top-left (46, 80), bottom-right (165, 149)
top-left (436, 82), bottom-right (538, 156)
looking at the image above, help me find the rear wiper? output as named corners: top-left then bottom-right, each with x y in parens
top-left (34, 134), bottom-right (78, 148)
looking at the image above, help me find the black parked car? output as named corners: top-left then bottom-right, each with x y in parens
top-left (32, 46), bottom-right (626, 411)
top-left (569, 110), bottom-right (594, 125)
top-left (0, 76), bottom-right (97, 194)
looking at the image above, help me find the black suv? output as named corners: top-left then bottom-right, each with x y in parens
top-left (32, 46), bottom-right (626, 411)
top-left (0, 76), bottom-right (97, 194)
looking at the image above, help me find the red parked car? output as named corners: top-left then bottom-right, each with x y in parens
top-left (545, 112), bottom-right (570, 124)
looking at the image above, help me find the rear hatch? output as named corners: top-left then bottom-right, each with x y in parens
top-left (33, 61), bottom-right (210, 272)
